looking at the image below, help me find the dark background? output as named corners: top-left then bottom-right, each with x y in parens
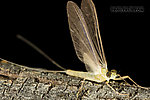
top-left (0, 0), bottom-right (149, 86)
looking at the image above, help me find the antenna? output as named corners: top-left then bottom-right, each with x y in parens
top-left (16, 34), bottom-right (66, 71)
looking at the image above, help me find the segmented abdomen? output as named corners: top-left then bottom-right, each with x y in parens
top-left (66, 70), bottom-right (106, 82)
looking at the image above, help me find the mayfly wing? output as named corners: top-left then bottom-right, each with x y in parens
top-left (67, 1), bottom-right (102, 74)
top-left (81, 0), bottom-right (107, 69)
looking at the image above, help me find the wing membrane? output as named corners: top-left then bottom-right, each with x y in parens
top-left (67, 1), bottom-right (106, 74)
top-left (81, 0), bottom-right (107, 69)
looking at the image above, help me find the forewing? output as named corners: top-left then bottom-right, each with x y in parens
top-left (81, 0), bottom-right (107, 69)
top-left (67, 1), bottom-right (102, 74)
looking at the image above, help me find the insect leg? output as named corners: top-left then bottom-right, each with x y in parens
top-left (114, 76), bottom-right (148, 89)
top-left (117, 74), bottom-right (131, 86)
top-left (106, 81), bottom-right (129, 95)
top-left (76, 78), bottom-right (85, 98)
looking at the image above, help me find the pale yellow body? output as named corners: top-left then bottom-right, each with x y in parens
top-left (15, 0), bottom-right (148, 97)
top-left (66, 68), bottom-right (109, 83)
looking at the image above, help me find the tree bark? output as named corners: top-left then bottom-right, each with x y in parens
top-left (0, 58), bottom-right (150, 100)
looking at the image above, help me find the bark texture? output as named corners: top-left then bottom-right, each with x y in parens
top-left (0, 58), bottom-right (150, 100)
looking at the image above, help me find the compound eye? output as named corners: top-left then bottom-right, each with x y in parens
top-left (106, 71), bottom-right (111, 78)
top-left (111, 69), bottom-right (117, 73)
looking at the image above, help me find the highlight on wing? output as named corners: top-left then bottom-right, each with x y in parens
top-left (67, 0), bottom-right (107, 75)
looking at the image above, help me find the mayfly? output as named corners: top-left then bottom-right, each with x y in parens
top-left (4, 0), bottom-right (147, 97)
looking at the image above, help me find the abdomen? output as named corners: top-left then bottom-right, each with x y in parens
top-left (66, 70), bottom-right (106, 82)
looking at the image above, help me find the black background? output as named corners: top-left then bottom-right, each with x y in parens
top-left (0, 0), bottom-right (149, 86)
